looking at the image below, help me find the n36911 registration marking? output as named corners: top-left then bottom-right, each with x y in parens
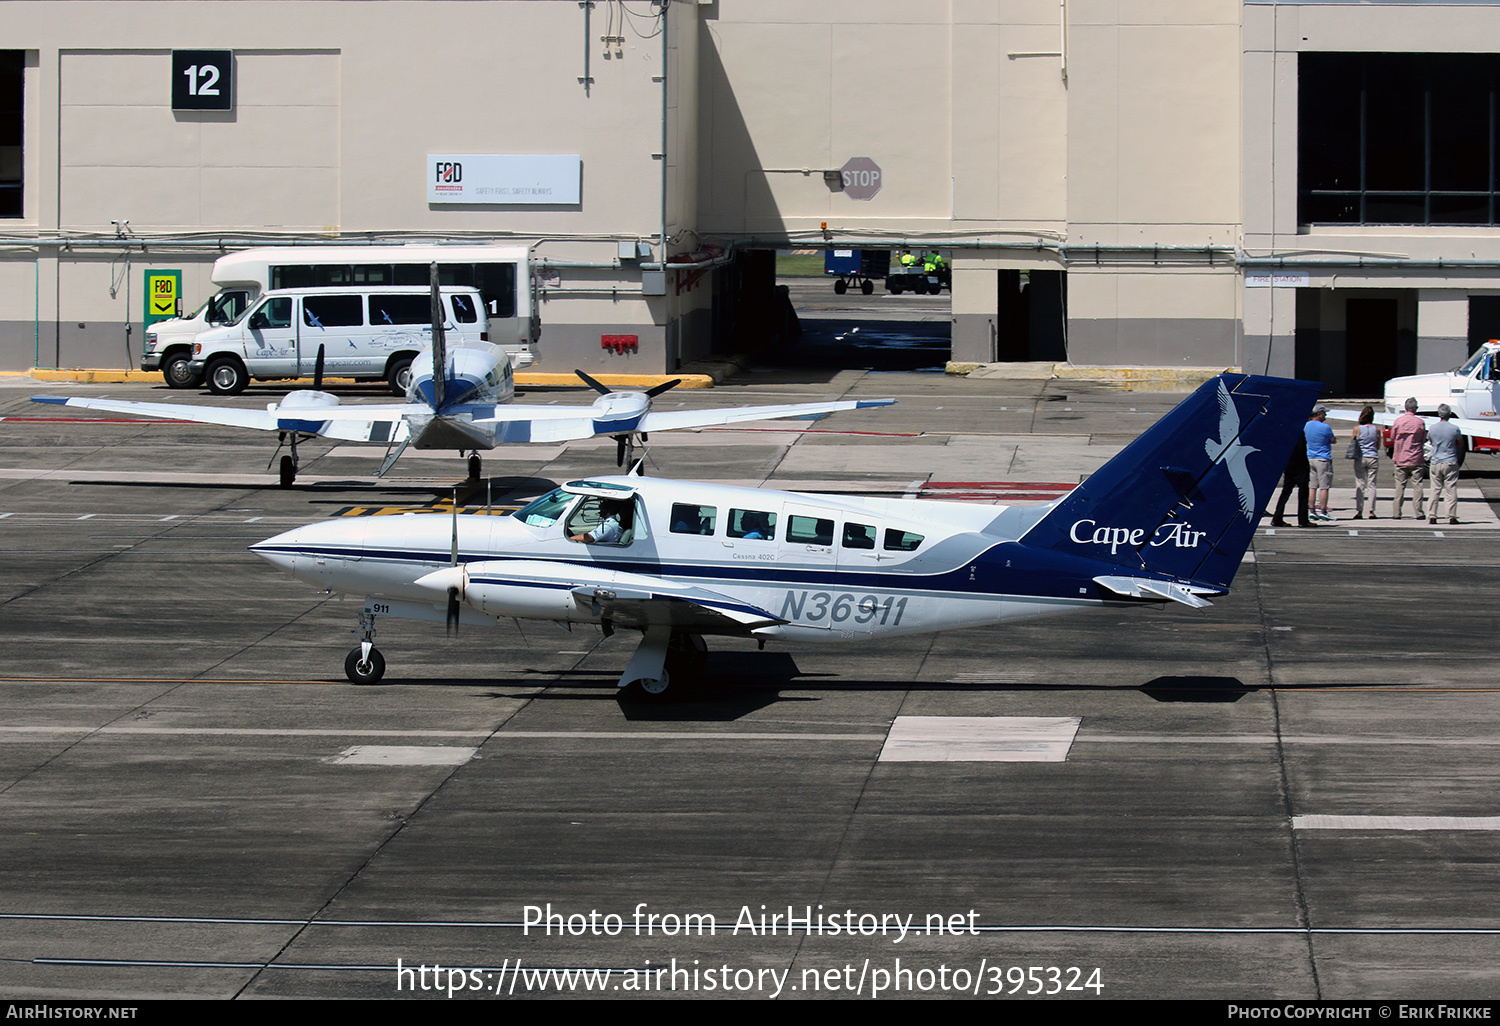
top-left (780, 590), bottom-right (908, 626)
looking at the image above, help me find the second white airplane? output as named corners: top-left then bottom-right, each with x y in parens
top-left (33, 270), bottom-right (893, 485)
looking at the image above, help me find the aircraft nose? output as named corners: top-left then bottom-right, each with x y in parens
top-left (250, 525), bottom-right (310, 574)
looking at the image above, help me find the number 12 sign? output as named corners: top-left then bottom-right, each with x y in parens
top-left (171, 51), bottom-right (233, 112)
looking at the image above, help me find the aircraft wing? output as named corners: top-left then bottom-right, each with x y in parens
top-left (463, 398), bottom-right (894, 444)
top-left (29, 394), bottom-right (417, 442)
top-left (1327, 407), bottom-right (1500, 441)
top-left (635, 398), bottom-right (896, 433)
top-left (421, 559), bottom-right (786, 635)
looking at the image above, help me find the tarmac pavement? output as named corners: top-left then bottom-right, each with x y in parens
top-left (2, 370), bottom-right (1499, 1000)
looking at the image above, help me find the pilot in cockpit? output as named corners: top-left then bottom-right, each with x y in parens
top-left (569, 498), bottom-right (633, 545)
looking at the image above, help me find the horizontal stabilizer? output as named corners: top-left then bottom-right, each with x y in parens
top-left (1093, 575), bottom-right (1215, 608)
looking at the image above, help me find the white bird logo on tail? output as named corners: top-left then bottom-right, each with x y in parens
top-left (1206, 380), bottom-right (1260, 520)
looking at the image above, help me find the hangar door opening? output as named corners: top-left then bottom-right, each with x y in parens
top-left (995, 270), bottom-right (1068, 362)
top-left (1294, 289), bottom-right (1416, 396)
top-left (769, 248), bottom-right (953, 371)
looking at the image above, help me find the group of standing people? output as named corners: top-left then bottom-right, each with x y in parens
top-left (1270, 399), bottom-right (1465, 526)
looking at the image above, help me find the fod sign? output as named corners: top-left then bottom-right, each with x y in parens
top-left (839, 157), bottom-right (882, 200)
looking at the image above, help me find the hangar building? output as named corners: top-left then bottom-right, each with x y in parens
top-left (2, 0), bottom-right (1498, 391)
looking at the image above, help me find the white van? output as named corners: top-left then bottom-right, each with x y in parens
top-left (142, 289), bottom-right (254, 388)
top-left (141, 244), bottom-right (538, 388)
top-left (187, 286), bottom-right (492, 396)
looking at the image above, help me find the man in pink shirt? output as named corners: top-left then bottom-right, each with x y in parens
top-left (1390, 397), bottom-right (1428, 519)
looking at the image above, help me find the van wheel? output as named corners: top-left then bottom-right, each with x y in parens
top-left (163, 351), bottom-right (201, 389)
top-left (387, 357), bottom-right (414, 396)
top-left (205, 357), bottom-right (248, 395)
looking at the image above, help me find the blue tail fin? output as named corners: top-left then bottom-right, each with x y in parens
top-left (1022, 374), bottom-right (1322, 589)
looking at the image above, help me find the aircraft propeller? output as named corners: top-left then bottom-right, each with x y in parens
top-left (446, 486), bottom-right (461, 636)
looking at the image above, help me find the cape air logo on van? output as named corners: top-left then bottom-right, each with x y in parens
top-left (1068, 519), bottom-right (1209, 555)
top-left (434, 161), bottom-right (463, 191)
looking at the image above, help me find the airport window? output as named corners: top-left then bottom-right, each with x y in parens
top-left (669, 503), bottom-right (716, 535)
top-left (727, 508), bottom-right (776, 540)
top-left (0, 52), bottom-right (19, 218)
top-left (842, 522), bottom-right (876, 549)
top-left (883, 529), bottom-right (923, 552)
top-left (303, 295), bottom-right (363, 328)
top-left (368, 294), bottom-right (431, 325)
top-left (1300, 53), bottom-right (1500, 226)
top-left (787, 515), bottom-right (833, 546)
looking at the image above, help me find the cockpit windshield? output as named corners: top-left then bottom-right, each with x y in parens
top-left (513, 487), bottom-right (577, 528)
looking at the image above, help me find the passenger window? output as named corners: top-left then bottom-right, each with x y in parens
top-left (883, 528), bottom-right (924, 552)
top-left (842, 522), bottom-right (877, 549)
top-left (670, 503), bottom-right (716, 536)
top-left (351, 264), bottom-right (393, 285)
top-left (303, 295), bottom-right (363, 328)
top-left (368, 294), bottom-right (431, 325)
top-left (788, 515), bottom-right (834, 545)
top-left (727, 508), bottom-right (776, 540)
top-left (451, 294), bottom-right (478, 323)
top-left (249, 296), bottom-right (292, 330)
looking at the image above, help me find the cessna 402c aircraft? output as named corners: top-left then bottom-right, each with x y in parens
top-left (33, 267), bottom-right (894, 485)
top-left (250, 373), bottom-right (1320, 695)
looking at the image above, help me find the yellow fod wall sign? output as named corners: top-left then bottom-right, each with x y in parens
top-left (144, 270), bottom-right (181, 327)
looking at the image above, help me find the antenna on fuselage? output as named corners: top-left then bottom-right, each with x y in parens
top-left (430, 262), bottom-right (447, 412)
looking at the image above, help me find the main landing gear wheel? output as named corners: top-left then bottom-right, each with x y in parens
top-left (345, 646), bottom-right (386, 685)
top-left (665, 631), bottom-right (708, 679)
top-left (623, 670), bottom-right (671, 701)
top-left (467, 453), bottom-right (482, 480)
top-left (279, 454), bottom-right (296, 488)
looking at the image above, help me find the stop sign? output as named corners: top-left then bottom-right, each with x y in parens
top-left (839, 157), bottom-right (882, 200)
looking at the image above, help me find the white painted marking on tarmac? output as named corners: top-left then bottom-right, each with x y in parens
top-left (1295, 815), bottom-right (1500, 831)
top-left (947, 670), bottom-right (1040, 683)
top-left (1434, 531), bottom-right (1446, 538)
top-left (1241, 551), bottom-right (1255, 563)
top-left (1265, 529), bottom-right (1276, 536)
top-left (246, 517), bottom-right (262, 522)
top-left (1348, 530), bottom-right (1358, 536)
top-left (76, 514), bottom-right (93, 520)
top-left (160, 515), bottom-right (178, 521)
top-left (902, 479), bottom-right (924, 499)
top-left (0, 512), bottom-right (11, 518)
top-left (880, 716), bottom-right (1079, 762)
top-left (328, 745), bottom-right (477, 766)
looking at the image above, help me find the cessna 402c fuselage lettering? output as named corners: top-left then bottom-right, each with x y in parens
top-left (251, 374), bottom-right (1321, 696)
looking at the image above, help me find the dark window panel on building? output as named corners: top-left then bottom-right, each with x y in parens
top-left (1299, 52), bottom-right (1500, 226)
top-left (0, 51), bottom-right (22, 219)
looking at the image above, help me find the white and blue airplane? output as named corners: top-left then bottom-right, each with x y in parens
top-left (250, 373), bottom-right (1321, 696)
top-left (32, 272), bottom-right (894, 485)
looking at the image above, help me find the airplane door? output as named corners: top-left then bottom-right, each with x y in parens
top-left (780, 504), bottom-right (836, 569)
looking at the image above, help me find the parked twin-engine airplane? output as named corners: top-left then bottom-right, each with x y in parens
top-left (33, 270), bottom-right (894, 486)
top-left (250, 373), bottom-right (1320, 695)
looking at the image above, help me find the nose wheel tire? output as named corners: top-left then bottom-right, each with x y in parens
top-left (344, 647), bottom-right (386, 685)
top-left (279, 455), bottom-right (297, 488)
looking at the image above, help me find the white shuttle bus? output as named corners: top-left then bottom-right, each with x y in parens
top-left (141, 244), bottom-right (537, 387)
